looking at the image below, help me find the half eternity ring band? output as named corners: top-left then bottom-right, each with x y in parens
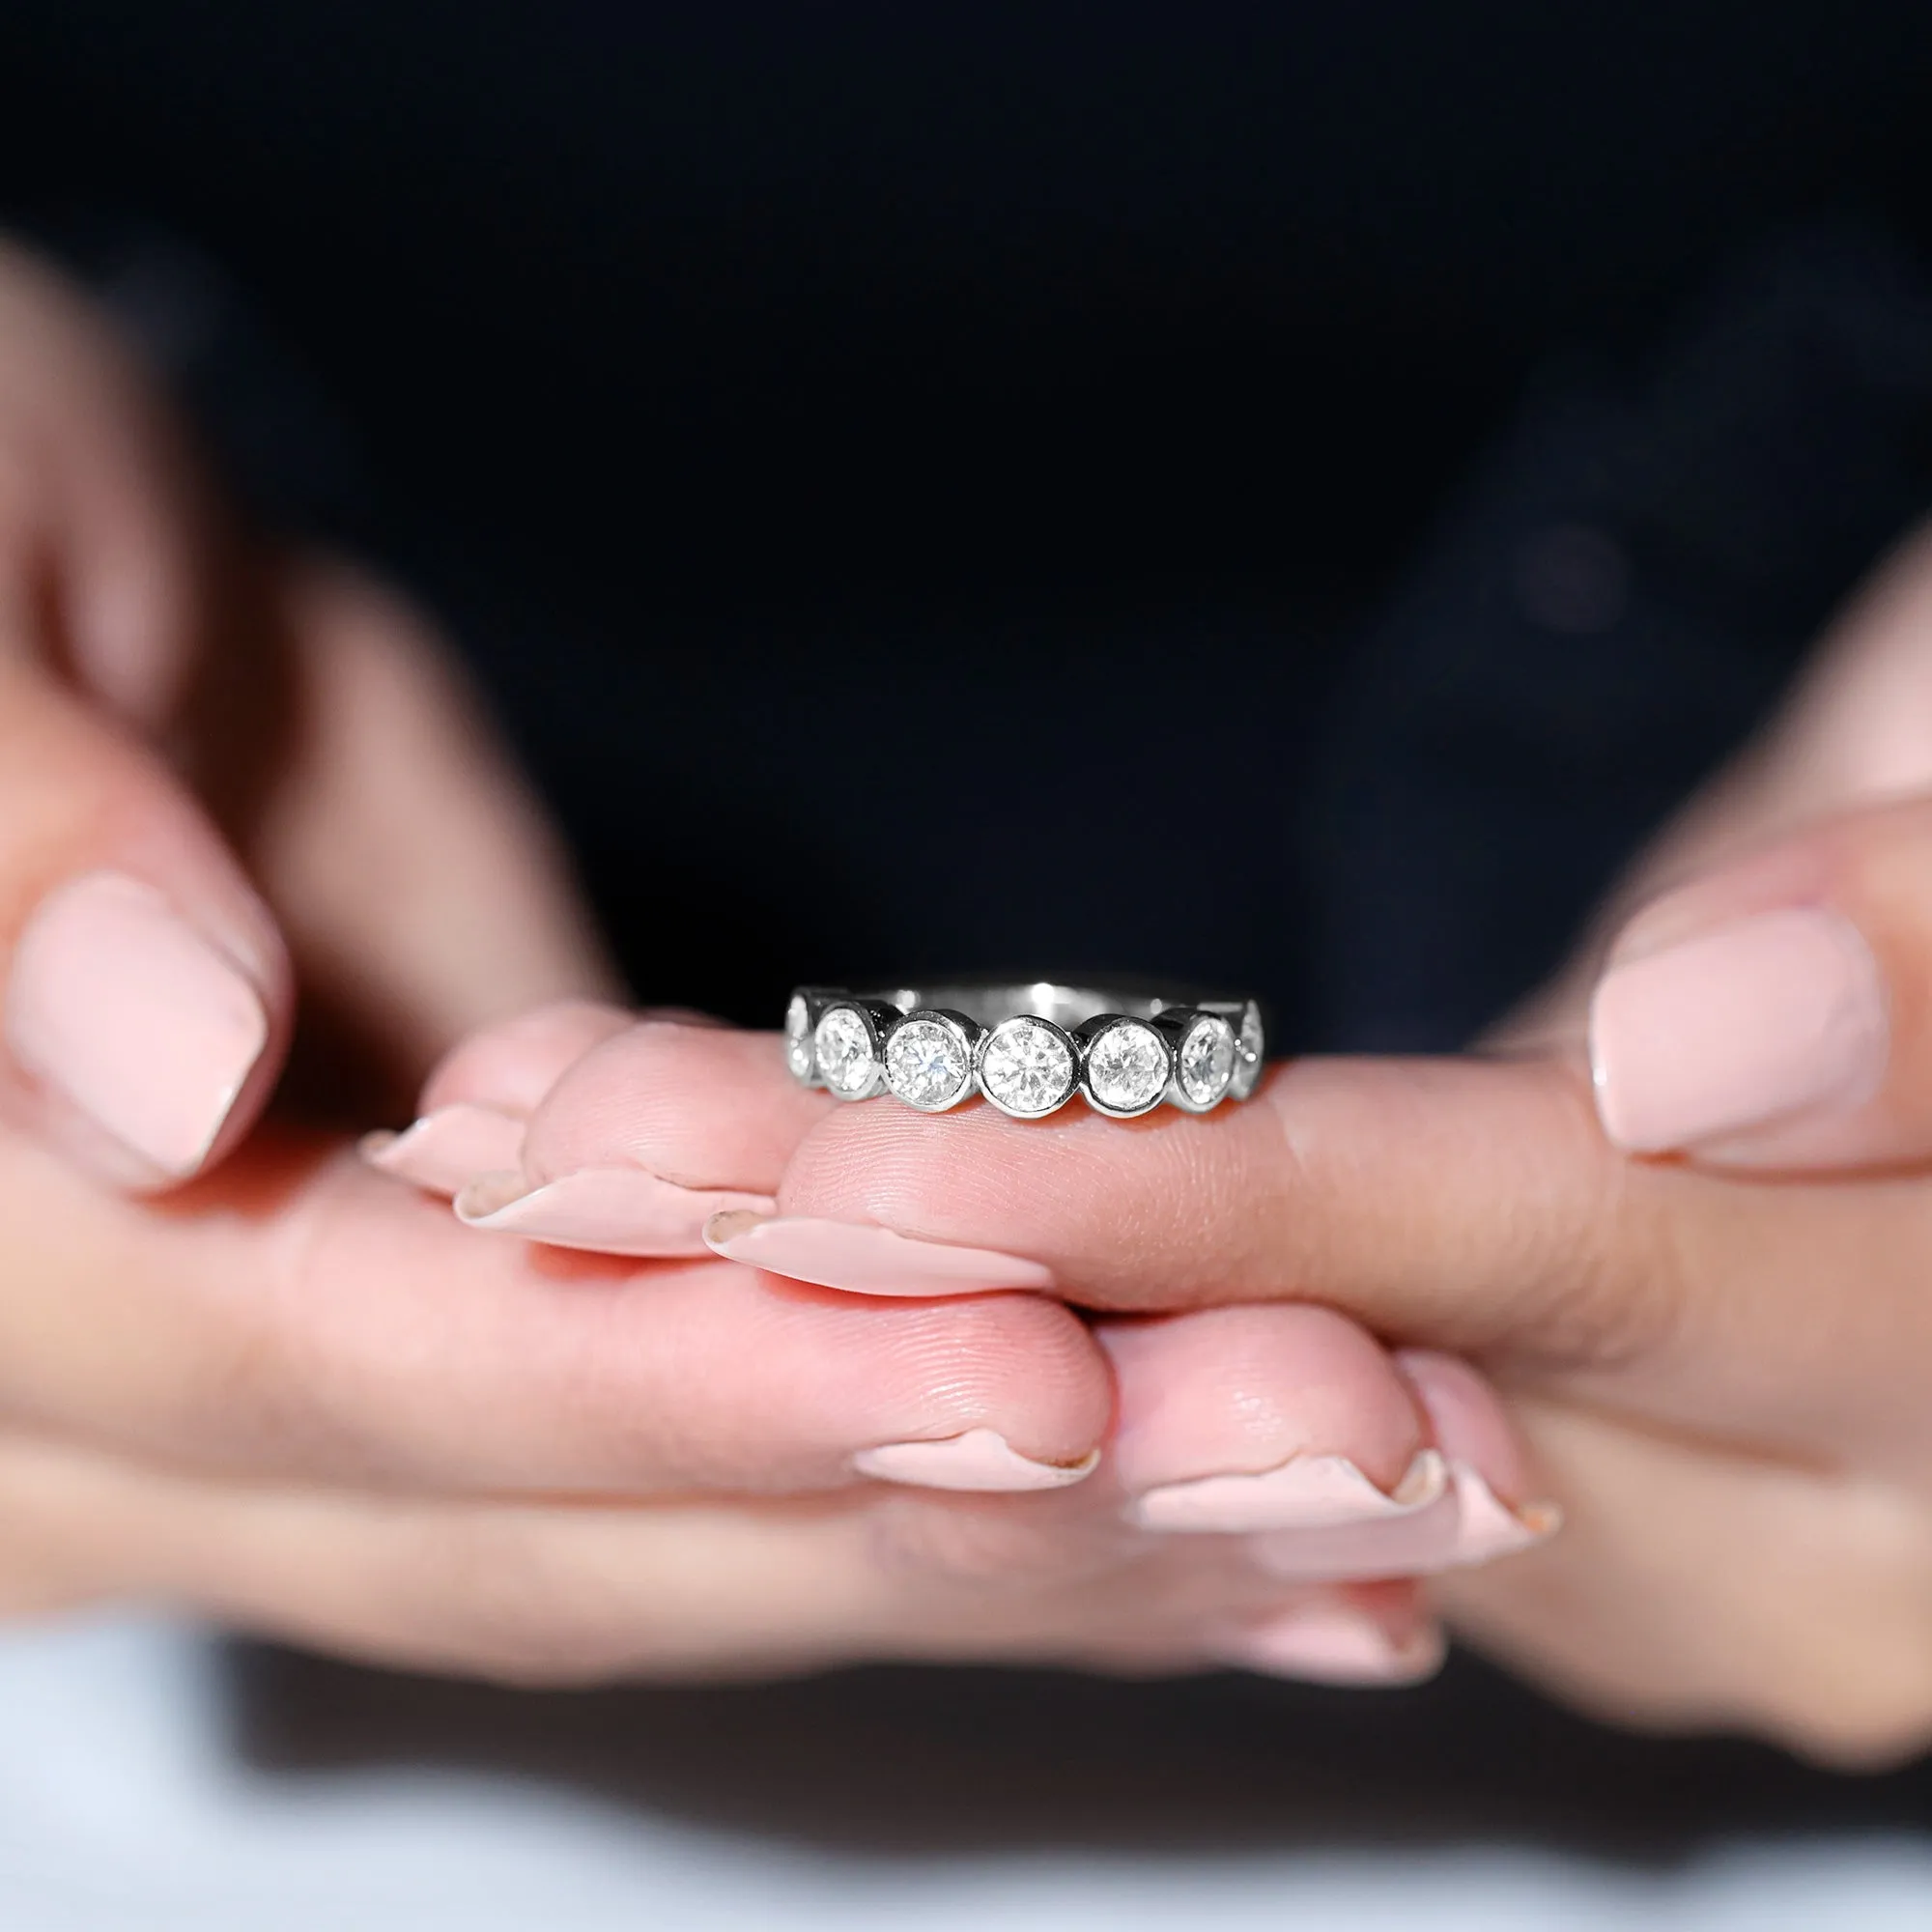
top-left (783, 981), bottom-right (1266, 1121)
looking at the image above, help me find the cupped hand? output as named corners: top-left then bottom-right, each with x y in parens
top-left (350, 1003), bottom-right (1548, 1684)
top-left (0, 237), bottom-right (1520, 1688)
top-left (660, 516), bottom-right (1932, 1765)
top-left (0, 1000), bottom-right (1493, 1686)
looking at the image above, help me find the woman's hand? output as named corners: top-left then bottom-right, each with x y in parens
top-left (559, 517), bottom-right (1932, 1765)
top-left (333, 1001), bottom-right (1551, 1686)
top-left (0, 234), bottom-right (615, 1173)
top-left (0, 1001), bottom-right (1539, 1687)
top-left (0, 236), bottom-right (1537, 1688)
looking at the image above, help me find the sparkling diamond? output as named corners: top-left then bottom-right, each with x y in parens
top-left (1177, 1014), bottom-right (1236, 1108)
top-left (979, 1016), bottom-right (1076, 1117)
top-left (1230, 1002), bottom-right (1264, 1099)
top-left (814, 1005), bottom-right (879, 1098)
top-left (1085, 1018), bottom-right (1170, 1114)
top-left (784, 994), bottom-right (814, 1082)
top-left (886, 1016), bottom-right (973, 1111)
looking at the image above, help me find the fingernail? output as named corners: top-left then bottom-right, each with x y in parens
top-left (1450, 1466), bottom-right (1563, 1566)
top-left (852, 1428), bottom-right (1100, 1492)
top-left (1130, 1448), bottom-right (1447, 1534)
top-left (1249, 1460), bottom-right (1558, 1582)
top-left (362, 1104), bottom-right (526, 1197)
top-left (5, 871), bottom-right (268, 1179)
top-left (1589, 906), bottom-right (1886, 1152)
top-left (1220, 1603), bottom-right (1445, 1685)
top-left (456, 1169), bottom-right (776, 1256)
top-left (704, 1211), bottom-right (1056, 1295)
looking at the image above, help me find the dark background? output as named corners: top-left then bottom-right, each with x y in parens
top-left (7, 0), bottom-right (1932, 1859)
top-left (10, 5), bottom-right (1932, 1041)
top-left (5, 4), bottom-right (1930, 606)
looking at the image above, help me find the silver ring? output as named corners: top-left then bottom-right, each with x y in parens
top-left (784, 981), bottom-right (1265, 1120)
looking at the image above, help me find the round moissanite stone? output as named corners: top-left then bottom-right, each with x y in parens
top-left (1176, 1012), bottom-right (1236, 1109)
top-left (886, 1015), bottom-right (974, 1111)
top-left (814, 1004), bottom-right (881, 1099)
top-left (784, 993), bottom-right (814, 1082)
top-left (1085, 1018), bottom-right (1171, 1115)
top-left (1229, 1001), bottom-right (1264, 1099)
top-left (979, 1016), bottom-right (1077, 1118)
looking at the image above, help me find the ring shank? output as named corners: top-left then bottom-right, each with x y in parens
top-left (859, 981), bottom-right (1221, 1032)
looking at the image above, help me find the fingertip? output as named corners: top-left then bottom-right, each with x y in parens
top-left (1100, 1303), bottom-right (1428, 1507)
top-left (851, 1430), bottom-right (1101, 1492)
top-left (5, 867), bottom-right (287, 1190)
top-left (1393, 1350), bottom-right (1562, 1564)
top-left (418, 999), bottom-right (634, 1116)
top-left (360, 1102), bottom-right (525, 1197)
top-left (66, 547), bottom-right (198, 730)
top-left (1394, 1349), bottom-right (1531, 1506)
top-left (703, 1209), bottom-right (1056, 1295)
top-left (454, 1166), bottom-right (775, 1257)
top-left (518, 1022), bottom-right (833, 1193)
top-left (1217, 1591), bottom-right (1445, 1687)
top-left (885, 1291), bottom-right (1116, 1472)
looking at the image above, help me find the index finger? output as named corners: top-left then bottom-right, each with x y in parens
top-left (717, 1055), bottom-right (1659, 1364)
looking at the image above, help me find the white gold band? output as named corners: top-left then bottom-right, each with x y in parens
top-left (784, 981), bottom-right (1264, 1121)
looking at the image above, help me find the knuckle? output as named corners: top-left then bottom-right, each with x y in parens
top-left (1505, 1091), bottom-right (1690, 1373)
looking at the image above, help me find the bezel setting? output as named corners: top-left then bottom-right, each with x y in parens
top-left (1172, 1009), bottom-right (1238, 1112)
top-left (783, 992), bottom-right (814, 1082)
top-left (884, 1009), bottom-right (980, 1112)
top-left (783, 983), bottom-right (1264, 1121)
top-left (813, 1001), bottom-right (888, 1100)
top-left (977, 1014), bottom-right (1080, 1119)
top-left (1078, 1015), bottom-right (1174, 1118)
top-left (1229, 999), bottom-right (1264, 1100)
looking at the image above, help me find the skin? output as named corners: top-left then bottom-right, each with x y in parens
top-left (384, 501), bottom-right (1932, 1757)
top-left (0, 239), bottom-right (1490, 1685)
top-left (12, 232), bottom-right (1932, 1754)
top-left (736, 520), bottom-right (1932, 1764)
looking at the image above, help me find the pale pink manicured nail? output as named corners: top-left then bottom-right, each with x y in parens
top-left (1221, 1604), bottom-right (1444, 1685)
top-left (852, 1428), bottom-right (1100, 1492)
top-left (704, 1211), bottom-right (1055, 1295)
top-left (5, 871), bottom-right (268, 1179)
top-left (1130, 1448), bottom-right (1447, 1534)
top-left (456, 1169), bottom-right (776, 1256)
top-left (1589, 906), bottom-right (1886, 1152)
top-left (1250, 1460), bottom-right (1558, 1582)
top-left (362, 1104), bottom-right (526, 1197)
top-left (1449, 1464), bottom-right (1563, 1565)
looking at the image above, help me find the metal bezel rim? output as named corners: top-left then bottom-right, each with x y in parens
top-left (976, 1012), bottom-right (1081, 1119)
top-left (1228, 998), bottom-right (1265, 1100)
top-left (1077, 1013), bottom-right (1175, 1119)
top-left (787, 982), bottom-right (1264, 1116)
top-left (813, 999), bottom-right (889, 1101)
top-left (1169, 1009), bottom-right (1238, 1113)
top-left (882, 1009), bottom-right (981, 1113)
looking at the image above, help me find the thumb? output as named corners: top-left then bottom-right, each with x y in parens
top-left (0, 643), bottom-right (291, 1189)
top-left (1587, 792), bottom-right (1932, 1170)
